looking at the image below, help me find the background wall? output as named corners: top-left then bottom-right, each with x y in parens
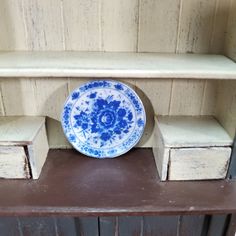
top-left (0, 0), bottom-right (235, 148)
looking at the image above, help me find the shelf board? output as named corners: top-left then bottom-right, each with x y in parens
top-left (0, 52), bottom-right (236, 79)
top-left (0, 148), bottom-right (236, 217)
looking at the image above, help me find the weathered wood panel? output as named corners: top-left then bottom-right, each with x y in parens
top-left (62, 0), bottom-right (100, 51)
top-left (138, 0), bottom-right (180, 52)
top-left (118, 216), bottom-right (143, 236)
top-left (207, 215), bottom-right (229, 236)
top-left (99, 217), bottom-right (117, 236)
top-left (75, 217), bottom-right (99, 236)
top-left (101, 0), bottom-right (138, 51)
top-left (226, 214), bottom-right (236, 236)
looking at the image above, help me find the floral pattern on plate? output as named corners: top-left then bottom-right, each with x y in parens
top-left (61, 80), bottom-right (146, 158)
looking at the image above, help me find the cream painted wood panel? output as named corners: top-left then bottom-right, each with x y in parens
top-left (177, 0), bottom-right (216, 53)
top-left (169, 147), bottom-right (231, 180)
top-left (34, 78), bottom-right (68, 120)
top-left (216, 81), bottom-right (236, 139)
top-left (1, 52), bottom-right (236, 79)
top-left (0, 1), bottom-right (27, 50)
top-left (138, 0), bottom-right (180, 52)
top-left (62, 0), bottom-right (101, 51)
top-left (210, 0), bottom-right (231, 53)
top-left (200, 80), bottom-right (217, 115)
top-left (0, 146), bottom-right (30, 179)
top-left (0, 78), bottom-right (37, 115)
top-left (169, 79), bottom-right (205, 115)
top-left (22, 0), bottom-right (64, 50)
top-left (101, 0), bottom-right (138, 51)
top-left (225, 0), bottom-right (236, 61)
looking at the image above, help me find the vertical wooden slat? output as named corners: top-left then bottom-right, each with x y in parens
top-left (0, 0), bottom-right (27, 50)
top-left (118, 216), bottom-right (143, 236)
top-left (75, 217), bottom-right (99, 236)
top-left (225, 0), bottom-right (236, 61)
top-left (210, 0), bottom-right (231, 54)
top-left (18, 217), bottom-right (56, 236)
top-left (169, 79), bottom-right (205, 116)
top-left (22, 0), bottom-right (64, 50)
top-left (0, 217), bottom-right (21, 236)
top-left (101, 0), bottom-right (139, 52)
top-left (207, 215), bottom-right (229, 236)
top-left (178, 215), bottom-right (205, 236)
top-left (228, 136), bottom-right (236, 179)
top-left (177, 0), bottom-right (216, 53)
top-left (200, 80), bottom-right (217, 115)
top-left (62, 0), bottom-right (101, 51)
top-left (143, 216), bottom-right (179, 236)
top-left (0, 80), bottom-right (5, 116)
top-left (138, 0), bottom-right (180, 52)
top-left (1, 78), bottom-right (37, 116)
top-left (226, 214), bottom-right (236, 236)
top-left (54, 217), bottom-right (77, 236)
top-left (99, 217), bottom-right (118, 236)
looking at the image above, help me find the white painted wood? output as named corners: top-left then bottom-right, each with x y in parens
top-left (62, 0), bottom-right (100, 51)
top-left (27, 124), bottom-right (49, 179)
top-left (169, 147), bottom-right (231, 180)
top-left (0, 116), bottom-right (45, 145)
top-left (138, 0), bottom-right (180, 52)
top-left (156, 116), bottom-right (232, 148)
top-left (216, 81), bottom-right (236, 139)
top-left (0, 146), bottom-right (30, 179)
top-left (22, 0), bottom-right (64, 50)
top-left (0, 52), bottom-right (236, 79)
top-left (34, 78), bottom-right (68, 120)
top-left (153, 119), bottom-right (170, 180)
top-left (169, 79), bottom-right (205, 115)
top-left (0, 78), bottom-right (37, 115)
top-left (0, 0), bottom-right (27, 50)
top-left (177, 0), bottom-right (216, 53)
top-left (101, 0), bottom-right (138, 51)
top-left (225, 0), bottom-right (236, 61)
top-left (210, 0), bottom-right (231, 53)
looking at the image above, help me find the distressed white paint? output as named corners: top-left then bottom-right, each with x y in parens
top-left (0, 146), bottom-right (30, 179)
top-left (169, 147), bottom-right (231, 180)
top-left (177, 0), bottom-right (216, 53)
top-left (101, 0), bottom-right (138, 51)
top-left (0, 52), bottom-right (236, 79)
top-left (153, 116), bottom-right (232, 180)
top-left (138, 0), bottom-right (180, 52)
top-left (22, 0), bottom-right (64, 50)
top-left (27, 124), bottom-right (49, 179)
top-left (62, 0), bottom-right (100, 51)
top-left (169, 79), bottom-right (205, 115)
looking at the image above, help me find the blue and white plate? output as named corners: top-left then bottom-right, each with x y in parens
top-left (61, 80), bottom-right (146, 158)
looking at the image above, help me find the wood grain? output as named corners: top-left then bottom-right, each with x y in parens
top-left (101, 0), bottom-right (138, 51)
top-left (138, 0), bottom-right (180, 52)
top-left (62, 0), bottom-right (101, 51)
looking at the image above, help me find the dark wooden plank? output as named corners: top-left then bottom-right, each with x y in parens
top-left (99, 217), bottom-right (117, 236)
top-left (143, 216), bottom-right (179, 236)
top-left (18, 217), bottom-right (56, 236)
top-left (207, 215), bottom-right (229, 236)
top-left (0, 217), bottom-right (21, 236)
top-left (118, 216), bottom-right (142, 236)
top-left (54, 217), bottom-right (77, 236)
top-left (228, 135), bottom-right (236, 179)
top-left (226, 214), bottom-right (236, 236)
top-left (0, 149), bottom-right (235, 216)
top-left (75, 217), bottom-right (99, 236)
top-left (178, 215), bottom-right (205, 236)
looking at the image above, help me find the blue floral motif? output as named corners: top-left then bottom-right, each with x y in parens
top-left (73, 95), bottom-right (134, 147)
top-left (61, 80), bottom-right (146, 158)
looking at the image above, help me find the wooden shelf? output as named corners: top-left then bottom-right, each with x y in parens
top-left (0, 148), bottom-right (235, 217)
top-left (0, 52), bottom-right (236, 79)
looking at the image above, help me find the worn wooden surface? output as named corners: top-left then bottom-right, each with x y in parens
top-left (0, 52), bottom-right (236, 79)
top-left (0, 149), bottom-right (235, 216)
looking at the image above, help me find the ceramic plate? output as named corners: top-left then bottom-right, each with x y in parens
top-left (61, 80), bottom-right (146, 158)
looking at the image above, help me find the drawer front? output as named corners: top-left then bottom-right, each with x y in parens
top-left (0, 146), bottom-right (30, 179)
top-left (169, 147), bottom-right (231, 180)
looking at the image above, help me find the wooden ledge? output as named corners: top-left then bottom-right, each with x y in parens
top-left (0, 52), bottom-right (236, 79)
top-left (0, 149), bottom-right (235, 216)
